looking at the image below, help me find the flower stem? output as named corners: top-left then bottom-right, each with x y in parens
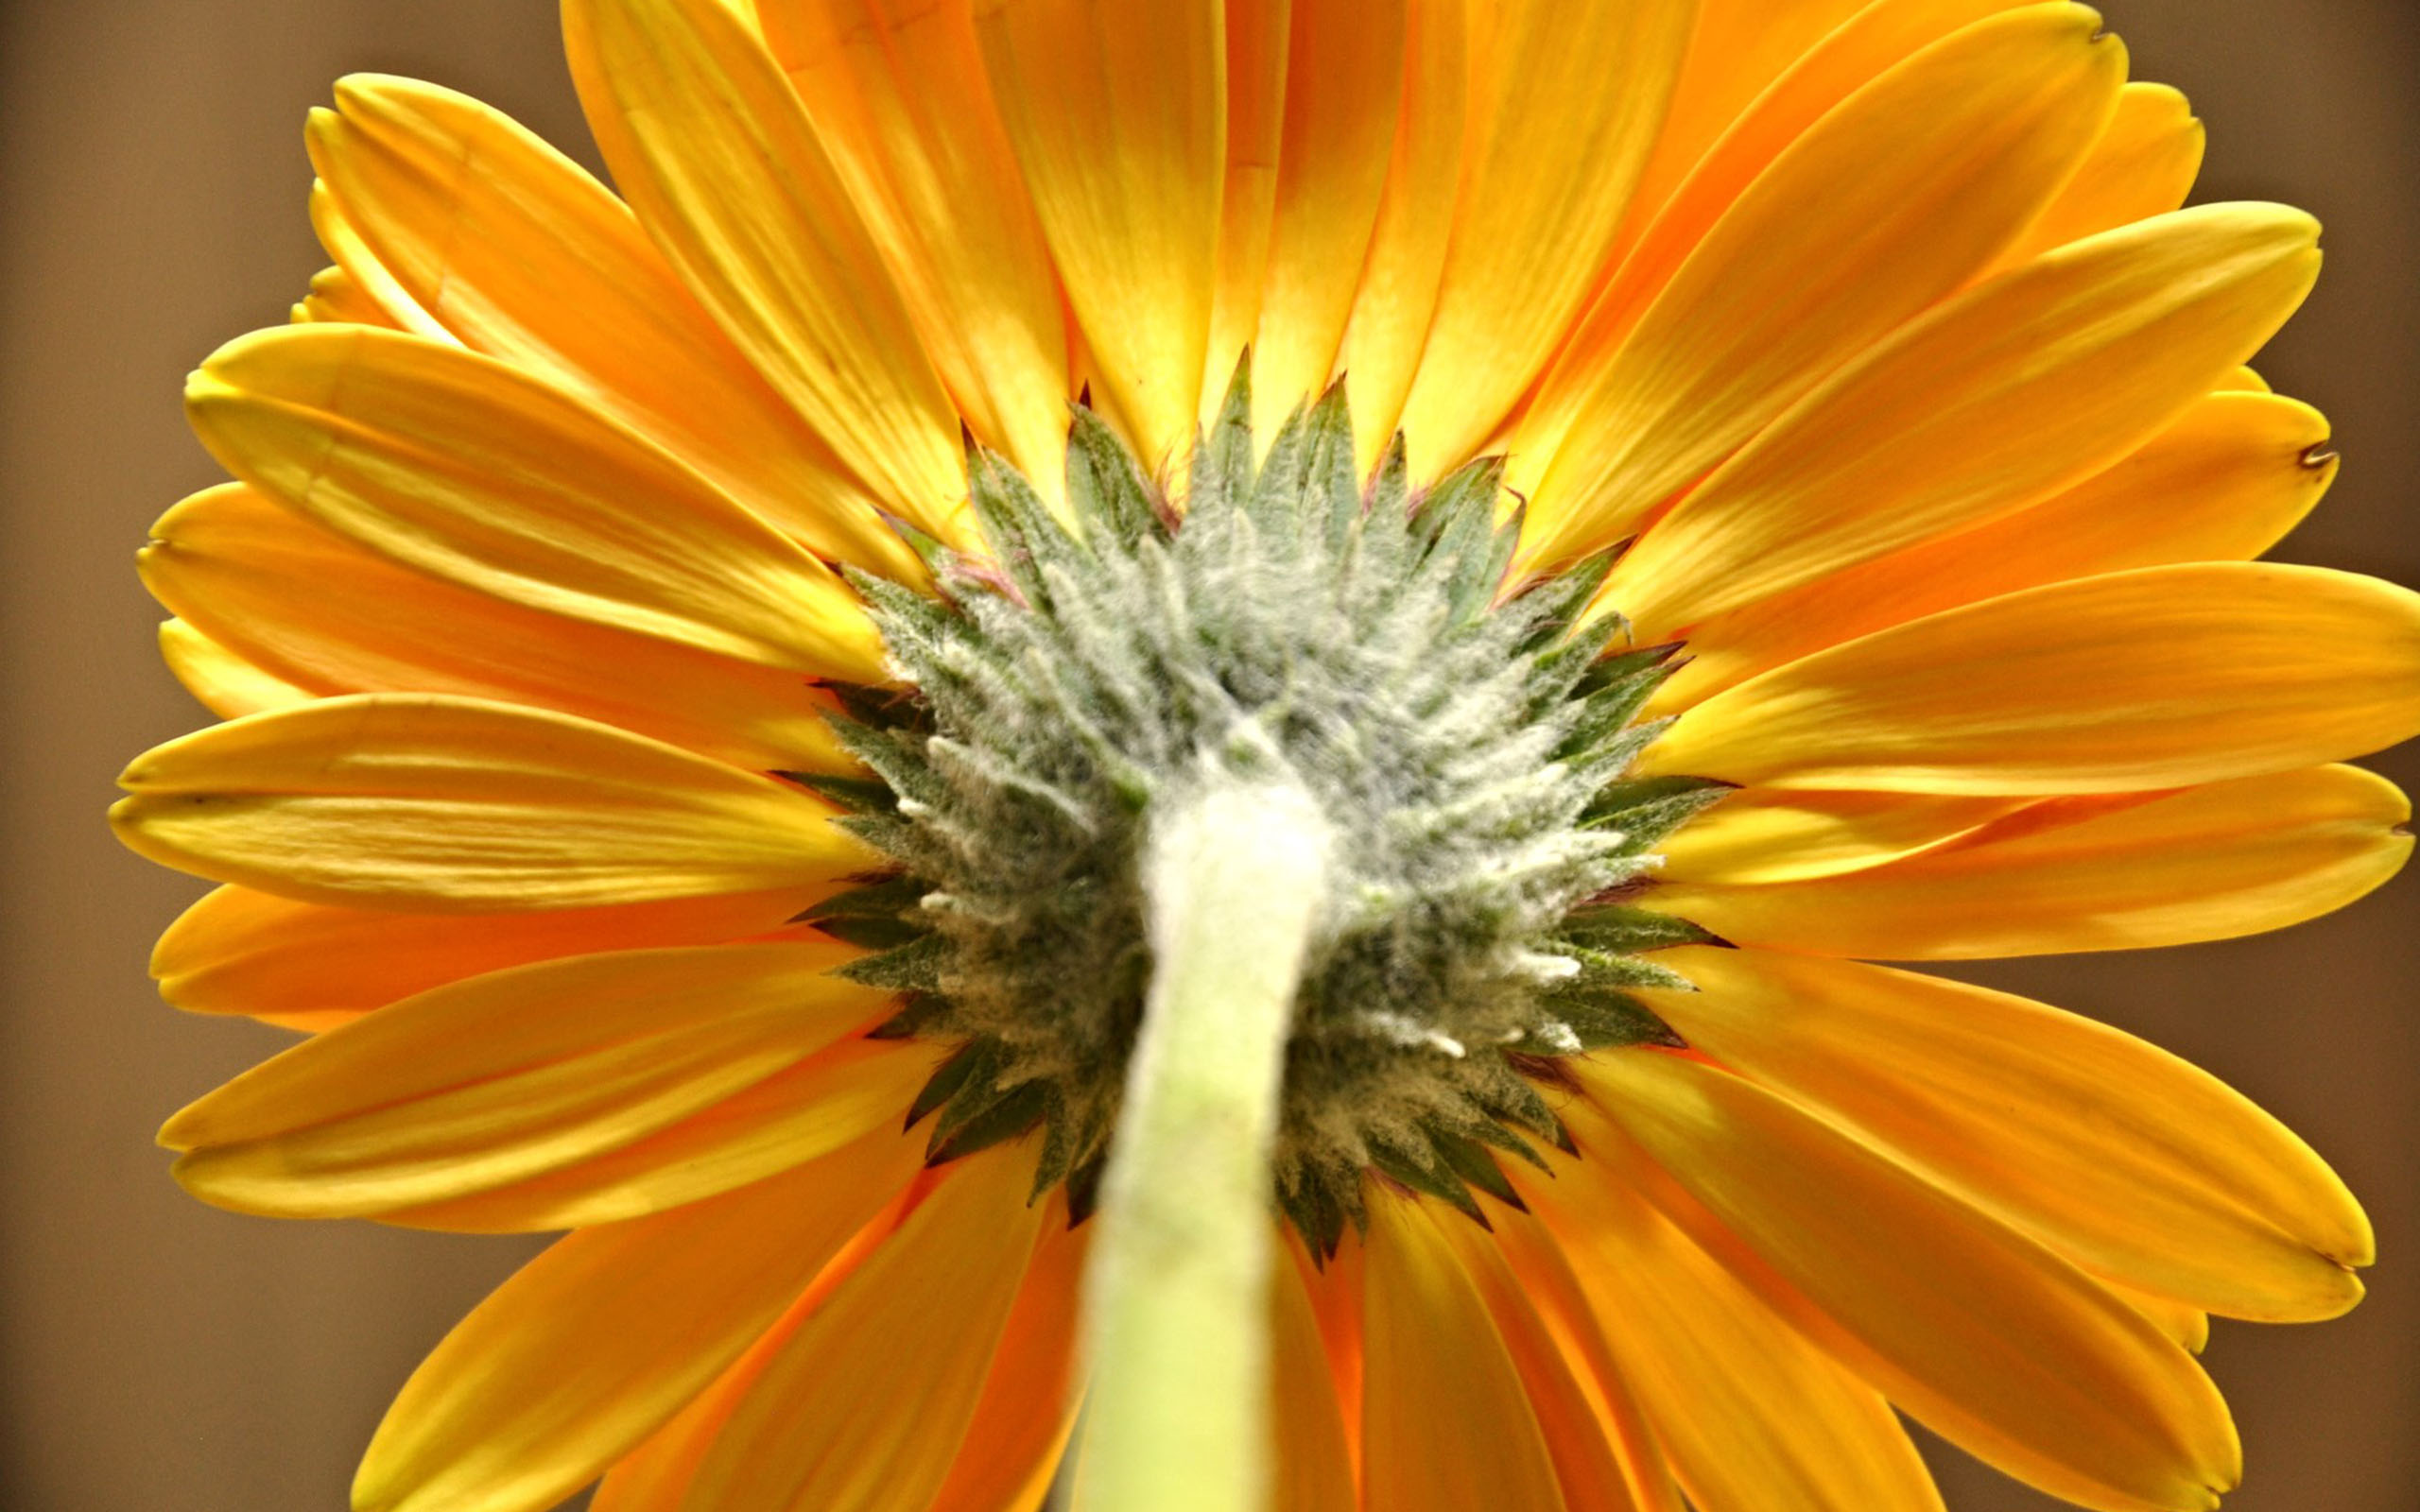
top-left (1076, 778), bottom-right (1333, 1512)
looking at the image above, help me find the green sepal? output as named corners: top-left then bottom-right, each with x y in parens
top-left (867, 993), bottom-right (953, 1041)
top-left (928, 1077), bottom-right (1053, 1165)
top-left (1428, 1127), bottom-right (1527, 1211)
top-left (1190, 355), bottom-right (1256, 521)
top-left (1560, 904), bottom-right (1724, 954)
top-left (810, 915), bottom-right (926, 951)
top-left (1586, 773), bottom-right (1733, 850)
top-left (836, 933), bottom-right (954, 990)
top-left (1568, 947), bottom-right (1697, 993)
top-left (1278, 1171), bottom-right (1350, 1262)
top-left (1369, 1137), bottom-right (1489, 1227)
top-left (1064, 1155), bottom-right (1109, 1228)
top-left (800, 873), bottom-right (928, 921)
top-left (1068, 404), bottom-right (1168, 544)
top-left (820, 679), bottom-right (932, 734)
top-left (1543, 988), bottom-right (1686, 1051)
top-left (907, 1037), bottom-right (997, 1129)
top-left (776, 772), bottom-right (896, 815)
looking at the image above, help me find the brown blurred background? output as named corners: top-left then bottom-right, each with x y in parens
top-left (0, 2), bottom-right (2411, 1508)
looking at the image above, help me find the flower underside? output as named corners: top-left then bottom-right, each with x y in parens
top-left (808, 364), bottom-right (1725, 1256)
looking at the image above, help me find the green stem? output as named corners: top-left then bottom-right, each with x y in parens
top-left (1076, 779), bottom-right (1333, 1512)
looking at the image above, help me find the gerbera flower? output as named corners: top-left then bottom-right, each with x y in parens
top-left (112, 2), bottom-right (2420, 1510)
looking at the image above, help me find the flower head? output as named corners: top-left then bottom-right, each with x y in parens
top-left (115, 3), bottom-right (2420, 1511)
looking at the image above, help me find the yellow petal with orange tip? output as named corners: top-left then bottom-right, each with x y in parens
top-left (186, 323), bottom-right (885, 682)
top-left (1641, 562), bottom-right (2420, 795)
top-left (1429, 1203), bottom-right (1658, 1512)
top-left (384, 1037), bottom-right (935, 1234)
top-left (1659, 388), bottom-right (2339, 709)
top-left (1656, 788), bottom-right (2026, 886)
top-left (157, 619), bottom-right (309, 720)
top-left (1198, 0), bottom-right (1289, 408)
top-left (159, 939), bottom-right (888, 1215)
top-left (1655, 764), bottom-right (2411, 959)
top-left (142, 484), bottom-right (855, 774)
top-left (1360, 1190), bottom-right (1568, 1512)
top-left (974, 0), bottom-right (1224, 469)
top-left (1602, 201), bottom-right (2323, 638)
top-left (112, 694), bottom-right (872, 912)
top-left (1523, 5), bottom-right (2124, 566)
top-left (562, 0), bottom-right (967, 539)
top-left (1513, 0), bottom-right (2036, 490)
top-left (683, 1144), bottom-right (1047, 1512)
top-left (1390, 0), bottom-right (1695, 475)
top-left (1994, 80), bottom-right (2204, 270)
top-left (306, 74), bottom-right (920, 576)
top-left (1247, 0), bottom-right (1405, 447)
top-left (1516, 1139), bottom-right (1945, 1512)
top-left (1575, 1051), bottom-right (2242, 1512)
top-left (753, 1), bottom-right (1070, 493)
top-left (1635, 947), bottom-right (2374, 1321)
top-left (1334, 0), bottom-right (1470, 470)
top-left (353, 1124), bottom-right (920, 1512)
top-left (926, 1207), bottom-right (1089, 1512)
top-left (151, 883), bottom-right (814, 1030)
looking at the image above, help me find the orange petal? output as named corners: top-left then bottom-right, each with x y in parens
top-left (1994, 80), bottom-right (2204, 270)
top-left (927, 1207), bottom-right (1089, 1512)
top-left (157, 619), bottom-right (310, 720)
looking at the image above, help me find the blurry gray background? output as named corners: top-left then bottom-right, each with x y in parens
top-left (1, 2), bottom-right (2411, 1507)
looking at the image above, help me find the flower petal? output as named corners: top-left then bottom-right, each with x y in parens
top-left (1576, 1051), bottom-right (2241, 1512)
top-left (683, 1145), bottom-right (1047, 1512)
top-left (1653, 764), bottom-right (2411, 957)
top-left (1247, 0), bottom-right (1406, 443)
top-left (353, 1125), bottom-right (919, 1512)
top-left (926, 1208), bottom-right (1088, 1512)
top-left (1519, 1146), bottom-right (1944, 1512)
top-left (1637, 947), bottom-right (2373, 1321)
top-left (1659, 388), bottom-right (2339, 708)
top-left (142, 484), bottom-right (854, 773)
top-left (157, 619), bottom-right (309, 720)
top-left (1995, 80), bottom-right (2204, 269)
top-left (975, 0), bottom-right (1224, 467)
top-left (1391, 0), bottom-right (1695, 473)
top-left (160, 940), bottom-right (888, 1217)
top-left (1524, 5), bottom-right (2124, 563)
top-left (186, 324), bottom-right (885, 680)
top-left (1602, 203), bottom-right (2322, 636)
top-left (1199, 0), bottom-right (1289, 406)
top-left (562, 0), bottom-right (966, 534)
top-left (1656, 788), bottom-right (2026, 886)
top-left (1514, 0), bottom-right (2039, 492)
top-left (755, 0), bottom-right (1071, 490)
top-left (305, 75), bottom-right (919, 576)
top-left (151, 883), bottom-right (813, 1030)
top-left (1641, 562), bottom-right (2420, 794)
top-left (112, 695), bottom-right (871, 911)
top-left (1360, 1191), bottom-right (1567, 1512)
top-left (1269, 1235), bottom-right (1358, 1512)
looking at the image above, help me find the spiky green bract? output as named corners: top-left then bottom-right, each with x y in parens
top-left (821, 364), bottom-right (1725, 1255)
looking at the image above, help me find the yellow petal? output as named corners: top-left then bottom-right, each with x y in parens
top-left (1334, 0), bottom-right (1470, 471)
top-left (112, 694), bottom-right (871, 911)
top-left (1994, 81), bottom-right (2204, 269)
top-left (975, 0), bottom-right (1224, 467)
top-left (683, 1144), bottom-right (1047, 1512)
top-left (1429, 1205), bottom-right (1657, 1512)
top-left (1654, 764), bottom-right (2411, 958)
top-left (1360, 1191), bottom-right (1567, 1512)
top-left (1514, 0), bottom-right (2038, 493)
top-left (1268, 1233), bottom-right (1358, 1512)
top-left (157, 619), bottom-right (309, 720)
top-left (1659, 388), bottom-right (2339, 709)
top-left (160, 939), bottom-right (888, 1217)
top-left (2106, 1282), bottom-right (2211, 1356)
top-left (1248, 0), bottom-right (1406, 444)
top-left (1603, 203), bottom-right (2322, 636)
top-left (386, 1037), bottom-right (934, 1232)
top-left (354, 1125), bottom-right (919, 1512)
top-left (754, 1), bottom-right (1071, 491)
top-left (1525, 5), bottom-right (2124, 564)
top-left (1199, 0), bottom-right (1289, 408)
top-left (309, 181), bottom-right (451, 340)
top-left (293, 263), bottom-right (403, 329)
top-left (142, 484), bottom-right (854, 773)
top-left (1390, 0), bottom-right (1695, 474)
top-left (1644, 562), bottom-right (2420, 794)
top-left (1655, 788), bottom-right (2026, 886)
top-left (1639, 947), bottom-right (2373, 1320)
top-left (1576, 1051), bottom-right (2241, 1512)
top-left (186, 324), bottom-right (885, 681)
top-left (1518, 1144), bottom-right (1944, 1512)
top-left (562, 0), bottom-right (966, 535)
top-left (152, 883), bottom-right (813, 1028)
top-left (927, 1207), bottom-right (1089, 1512)
top-left (306, 77), bottom-right (920, 577)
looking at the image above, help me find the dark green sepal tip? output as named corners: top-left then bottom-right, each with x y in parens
top-left (926, 1078), bottom-right (1052, 1166)
top-left (1428, 1127), bottom-right (1527, 1213)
